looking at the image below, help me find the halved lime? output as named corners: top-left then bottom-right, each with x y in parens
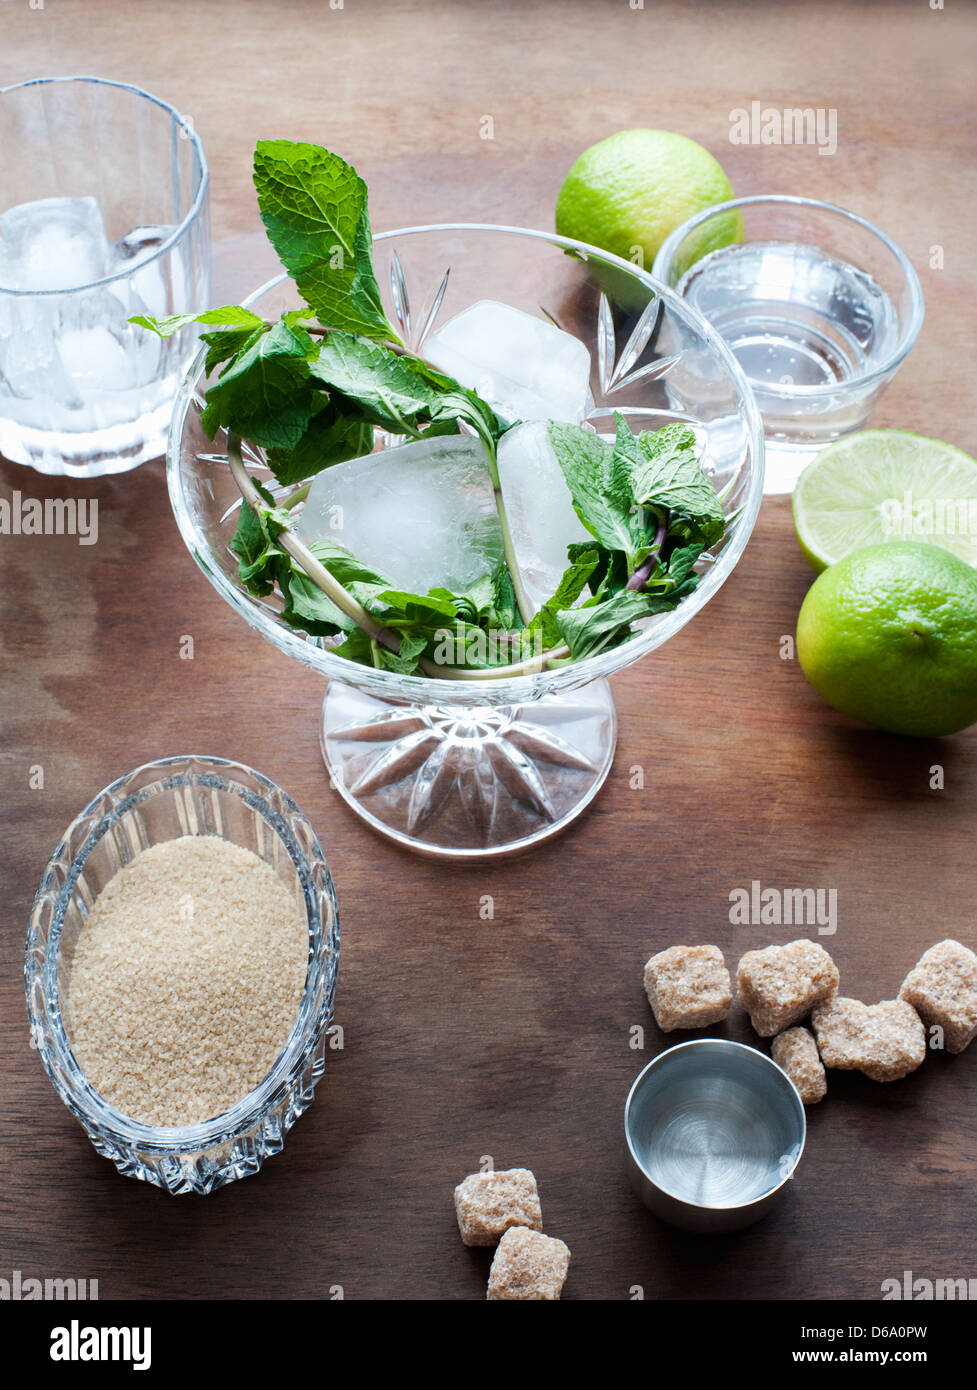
top-left (792, 430), bottom-right (977, 572)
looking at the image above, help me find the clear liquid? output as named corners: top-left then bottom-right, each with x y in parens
top-left (677, 241), bottom-right (901, 491)
top-left (679, 240), bottom-right (900, 392)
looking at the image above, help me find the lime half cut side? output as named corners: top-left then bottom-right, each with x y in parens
top-left (793, 430), bottom-right (977, 572)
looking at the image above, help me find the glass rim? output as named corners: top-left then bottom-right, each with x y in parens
top-left (167, 222), bottom-right (766, 703)
top-left (0, 74), bottom-right (209, 299)
top-left (25, 753), bottom-right (337, 1153)
top-left (652, 192), bottom-right (926, 400)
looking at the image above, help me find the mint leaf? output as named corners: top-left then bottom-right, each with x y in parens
top-left (556, 584), bottom-right (696, 660)
top-left (252, 140), bottom-right (396, 340)
top-left (372, 628), bottom-right (430, 674)
top-left (415, 362), bottom-right (505, 459)
top-left (200, 324), bottom-right (267, 376)
top-left (200, 317), bottom-right (322, 450)
top-left (309, 332), bottom-right (503, 457)
top-left (303, 540), bottom-right (393, 610)
top-left (230, 501), bottom-right (276, 594)
top-left (376, 628), bottom-right (429, 674)
top-left (611, 411), bottom-right (642, 504)
top-left (632, 424), bottom-right (725, 546)
top-left (491, 566), bottom-right (518, 631)
top-left (547, 421), bottom-right (643, 558)
top-left (331, 626), bottom-right (428, 675)
top-left (524, 549), bottom-right (600, 648)
top-left (650, 537), bottom-right (705, 590)
top-left (566, 541), bottom-right (627, 597)
top-left (230, 482), bottom-right (289, 596)
top-left (376, 589), bottom-right (460, 623)
top-left (330, 627), bottom-right (374, 666)
top-left (284, 567), bottom-right (350, 635)
top-left (456, 566), bottom-right (517, 631)
top-left (130, 306), bottom-right (264, 338)
top-left (452, 572), bottom-right (495, 625)
top-left (265, 405), bottom-right (374, 486)
top-left (281, 540), bottom-right (394, 637)
top-left (131, 305), bottom-right (281, 391)
top-left (432, 620), bottom-right (519, 669)
top-left (309, 332), bottom-right (439, 434)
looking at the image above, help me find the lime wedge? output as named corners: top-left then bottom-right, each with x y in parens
top-left (793, 430), bottom-right (977, 572)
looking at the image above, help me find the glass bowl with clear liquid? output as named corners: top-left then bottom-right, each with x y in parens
top-left (654, 195), bottom-right (924, 494)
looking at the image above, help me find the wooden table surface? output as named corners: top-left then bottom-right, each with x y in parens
top-left (2, 0), bottom-right (976, 1302)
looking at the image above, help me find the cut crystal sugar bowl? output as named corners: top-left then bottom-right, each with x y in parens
top-left (168, 227), bottom-right (765, 859)
top-left (26, 756), bottom-right (339, 1193)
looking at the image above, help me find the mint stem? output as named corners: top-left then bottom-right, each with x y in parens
top-left (227, 433), bottom-right (400, 653)
top-left (492, 484), bottom-right (534, 627)
top-left (626, 518), bottom-right (667, 591)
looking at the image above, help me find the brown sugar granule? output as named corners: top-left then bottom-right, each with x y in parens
top-left (899, 939), bottom-right (977, 1055)
top-left (62, 835), bottom-right (308, 1127)
top-left (454, 1168), bottom-right (542, 1246)
top-left (486, 1227), bottom-right (571, 1301)
top-left (643, 945), bottom-right (732, 1032)
top-left (737, 939), bottom-right (839, 1037)
top-left (811, 997), bottom-right (925, 1083)
top-left (771, 1026), bottom-right (827, 1105)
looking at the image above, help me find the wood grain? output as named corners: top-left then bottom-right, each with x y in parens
top-left (2, 0), bottom-right (976, 1301)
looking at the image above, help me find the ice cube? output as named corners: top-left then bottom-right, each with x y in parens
top-left (0, 196), bottom-right (111, 291)
top-left (295, 433), bottom-right (505, 596)
top-left (0, 293), bottom-right (79, 405)
top-left (496, 421), bottom-right (595, 613)
top-left (0, 283), bottom-right (161, 404)
top-left (58, 319), bottom-right (136, 392)
top-left (423, 299), bottom-right (593, 425)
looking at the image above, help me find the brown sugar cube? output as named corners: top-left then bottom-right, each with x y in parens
top-left (643, 945), bottom-right (732, 1031)
top-left (486, 1227), bottom-right (571, 1301)
top-left (812, 997), bottom-right (925, 1082)
top-left (737, 939), bottom-right (839, 1037)
top-left (771, 1027), bottom-right (827, 1105)
top-left (454, 1168), bottom-right (542, 1247)
top-left (899, 939), bottom-right (977, 1055)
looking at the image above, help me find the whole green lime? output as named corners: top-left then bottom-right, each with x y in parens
top-left (796, 541), bottom-right (977, 737)
top-left (555, 129), bottom-right (740, 274)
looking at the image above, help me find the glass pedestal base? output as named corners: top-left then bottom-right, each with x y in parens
top-left (320, 678), bottom-right (617, 860)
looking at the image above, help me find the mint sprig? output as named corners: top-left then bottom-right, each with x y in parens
top-left (252, 140), bottom-right (399, 341)
top-left (542, 411), bottom-right (724, 659)
top-left (135, 140), bottom-right (727, 676)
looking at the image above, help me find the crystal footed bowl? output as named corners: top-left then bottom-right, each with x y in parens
top-left (168, 227), bottom-right (764, 858)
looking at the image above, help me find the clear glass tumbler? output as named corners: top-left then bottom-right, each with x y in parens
top-left (653, 195), bottom-right (924, 494)
top-left (26, 755), bottom-right (339, 1194)
top-left (0, 76), bottom-right (210, 477)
